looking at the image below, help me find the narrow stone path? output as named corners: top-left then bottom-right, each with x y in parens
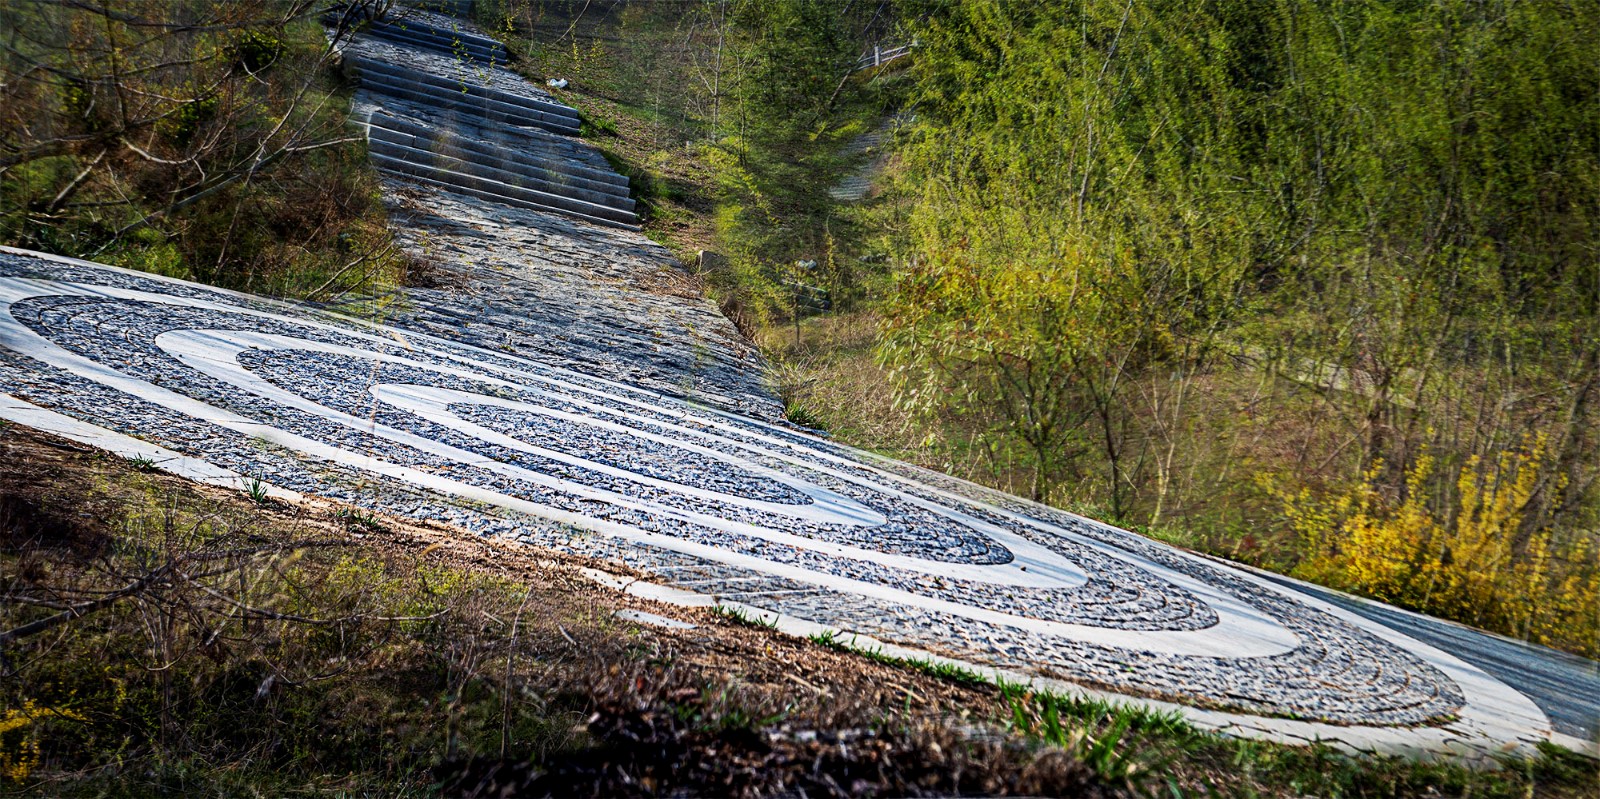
top-left (335, 4), bottom-right (638, 229)
top-left (829, 123), bottom-right (893, 203)
top-left (332, 1), bottom-right (776, 418)
top-left (0, 2), bottom-right (1593, 766)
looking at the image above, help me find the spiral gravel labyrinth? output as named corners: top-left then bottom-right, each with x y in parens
top-left (0, 248), bottom-right (1554, 757)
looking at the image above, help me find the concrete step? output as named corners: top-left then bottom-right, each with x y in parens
top-left (828, 176), bottom-right (873, 202)
top-left (351, 54), bottom-right (574, 116)
top-left (353, 66), bottom-right (579, 136)
top-left (375, 17), bottom-right (506, 57)
top-left (354, 68), bottom-right (580, 137)
top-left (326, 8), bottom-right (501, 62)
top-left (362, 23), bottom-right (504, 64)
top-left (361, 29), bottom-right (499, 65)
top-left (366, 135), bottom-right (635, 214)
top-left (349, 56), bottom-right (578, 126)
top-left (370, 156), bottom-right (640, 230)
top-left (363, 111), bottom-right (624, 192)
top-left (367, 150), bottom-right (637, 225)
top-left (366, 124), bottom-right (631, 205)
top-left (411, 0), bottom-right (474, 17)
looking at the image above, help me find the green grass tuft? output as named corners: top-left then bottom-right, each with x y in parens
top-left (714, 604), bottom-right (777, 629)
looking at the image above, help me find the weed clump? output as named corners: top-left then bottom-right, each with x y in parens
top-left (435, 681), bottom-right (1116, 798)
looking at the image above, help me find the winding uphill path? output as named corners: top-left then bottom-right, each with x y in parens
top-left (1, 4), bottom-right (1596, 765)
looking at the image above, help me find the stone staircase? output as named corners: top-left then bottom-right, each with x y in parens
top-left (345, 55), bottom-right (579, 135)
top-left (335, 2), bottom-right (640, 229)
top-left (828, 122), bottom-right (895, 203)
top-left (358, 16), bottom-right (508, 63)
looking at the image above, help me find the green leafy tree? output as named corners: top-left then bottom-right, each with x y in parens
top-left (882, 0), bottom-right (1600, 642)
top-left (882, 0), bottom-right (1260, 511)
top-left (709, 0), bottom-right (892, 320)
top-left (0, 0), bottom-right (398, 297)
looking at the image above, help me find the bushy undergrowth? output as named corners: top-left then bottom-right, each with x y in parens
top-left (868, 0), bottom-right (1600, 657)
top-left (0, 476), bottom-right (582, 794)
top-left (0, 1), bottom-right (409, 301)
top-left (1277, 443), bottom-right (1600, 657)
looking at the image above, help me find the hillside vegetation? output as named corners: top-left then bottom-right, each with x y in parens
top-left (2, 0), bottom-right (1600, 793)
top-left (870, 0), bottom-right (1600, 657)
top-left (0, 0), bottom-right (408, 301)
top-left (498, 0), bottom-right (1600, 659)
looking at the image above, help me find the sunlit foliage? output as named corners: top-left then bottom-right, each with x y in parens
top-left (1279, 439), bottom-right (1600, 657)
top-left (881, 0), bottom-right (1600, 647)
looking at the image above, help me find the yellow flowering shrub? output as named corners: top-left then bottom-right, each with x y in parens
top-left (0, 699), bottom-right (86, 783)
top-left (1278, 439), bottom-right (1600, 658)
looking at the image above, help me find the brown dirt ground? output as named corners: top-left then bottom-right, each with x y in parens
top-left (0, 421), bottom-right (996, 722)
top-left (3, 421), bottom-right (1140, 797)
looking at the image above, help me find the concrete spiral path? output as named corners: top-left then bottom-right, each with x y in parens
top-left (1, 3), bottom-right (1595, 766)
top-left (0, 245), bottom-right (1575, 761)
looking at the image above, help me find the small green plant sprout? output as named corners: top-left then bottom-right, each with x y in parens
top-left (1006, 689), bottom-right (1197, 792)
top-left (126, 454), bottom-right (157, 472)
top-left (244, 477), bottom-right (270, 505)
top-left (812, 630), bottom-right (994, 690)
top-left (335, 506), bottom-right (387, 533)
top-left (714, 604), bottom-right (777, 629)
top-left (783, 399), bottom-right (824, 430)
top-left (807, 629), bottom-right (841, 647)
top-left (910, 658), bottom-right (989, 689)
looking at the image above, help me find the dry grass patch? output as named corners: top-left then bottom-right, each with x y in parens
top-left (0, 422), bottom-right (1119, 797)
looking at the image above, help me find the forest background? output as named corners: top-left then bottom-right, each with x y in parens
top-left (481, 0), bottom-right (1600, 659)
